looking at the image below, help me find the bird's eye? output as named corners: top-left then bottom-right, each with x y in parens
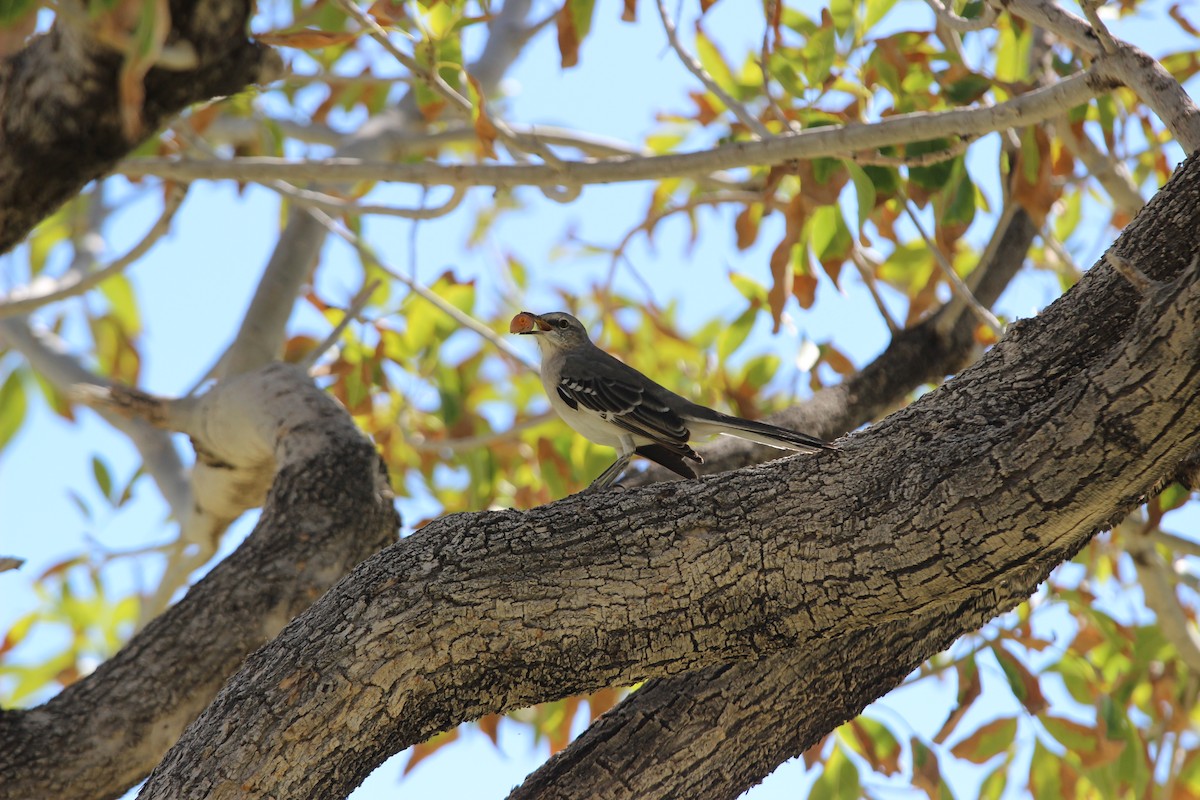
top-left (556, 319), bottom-right (570, 329)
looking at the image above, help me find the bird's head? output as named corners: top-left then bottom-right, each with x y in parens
top-left (510, 311), bottom-right (591, 352)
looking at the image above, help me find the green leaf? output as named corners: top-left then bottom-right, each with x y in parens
top-left (728, 271), bottom-right (767, 304)
top-left (91, 456), bottom-right (113, 501)
top-left (717, 306), bottom-right (757, 362)
top-left (845, 161), bottom-right (877, 228)
top-left (809, 743), bottom-right (860, 800)
top-left (99, 274), bottom-right (142, 336)
top-left (864, 0), bottom-right (898, 29)
top-left (0, 0), bottom-right (37, 24)
top-left (908, 140), bottom-right (958, 189)
top-left (828, 0), bottom-right (854, 36)
top-left (0, 369), bottom-right (27, 454)
top-left (950, 716), bottom-right (1016, 764)
top-left (694, 26), bottom-right (737, 96)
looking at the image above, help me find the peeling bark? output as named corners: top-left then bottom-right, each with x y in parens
top-left (0, 0), bottom-right (280, 254)
top-left (132, 155), bottom-right (1200, 800)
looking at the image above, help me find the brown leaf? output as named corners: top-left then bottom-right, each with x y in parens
top-left (820, 343), bottom-right (855, 375)
top-left (588, 687), bottom-right (621, 721)
top-left (368, 0), bottom-right (407, 25)
top-left (734, 204), bottom-right (761, 250)
top-left (767, 195), bottom-right (808, 330)
top-left (621, 0), bottom-right (637, 22)
top-left (1011, 126), bottom-right (1059, 226)
top-left (255, 29), bottom-right (359, 49)
top-left (992, 644), bottom-right (1047, 715)
top-left (403, 728), bottom-right (459, 774)
top-left (556, 3), bottom-right (581, 68)
top-left (934, 658), bottom-right (983, 744)
top-left (466, 74), bottom-right (498, 159)
top-left (0, 7), bottom-right (37, 57)
top-left (792, 272), bottom-right (818, 309)
top-left (477, 713), bottom-right (501, 745)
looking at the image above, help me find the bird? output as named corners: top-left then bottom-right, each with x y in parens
top-left (510, 310), bottom-right (835, 491)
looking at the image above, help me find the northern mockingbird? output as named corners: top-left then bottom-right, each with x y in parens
top-left (511, 311), bottom-right (834, 491)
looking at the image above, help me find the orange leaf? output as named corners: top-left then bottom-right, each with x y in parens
top-left (621, 0), bottom-right (636, 22)
top-left (256, 29), bottom-right (359, 49)
top-left (477, 713), bottom-right (501, 745)
top-left (734, 204), bottom-right (761, 250)
top-left (403, 728), bottom-right (459, 775)
top-left (556, 4), bottom-right (581, 68)
top-left (466, 74), bottom-right (498, 158)
top-left (368, 0), bottom-right (407, 25)
top-left (587, 687), bottom-right (621, 721)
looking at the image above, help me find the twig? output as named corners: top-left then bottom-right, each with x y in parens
top-left (407, 412), bottom-right (556, 453)
top-left (121, 65), bottom-right (1113, 188)
top-left (299, 279), bottom-right (382, 371)
top-left (924, 0), bottom-right (997, 32)
top-left (850, 245), bottom-right (900, 333)
top-left (850, 137), bottom-right (973, 168)
top-left (1002, 0), bottom-right (1200, 152)
top-left (656, 0), bottom-right (770, 138)
top-left (900, 192), bottom-right (1005, 337)
top-left (0, 184), bottom-right (186, 318)
top-left (305, 208), bottom-right (539, 372)
top-left (270, 181), bottom-right (467, 220)
top-left (1055, 117), bottom-right (1145, 216)
top-left (1078, 0), bottom-right (1118, 54)
top-left (334, 0), bottom-right (568, 172)
top-left (1152, 527), bottom-right (1200, 560)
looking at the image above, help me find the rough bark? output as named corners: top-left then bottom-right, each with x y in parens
top-left (516, 157), bottom-right (1200, 800)
top-left (0, 422), bottom-right (399, 800)
top-left (0, 0), bottom-right (280, 254)
top-left (134, 156), bottom-right (1200, 800)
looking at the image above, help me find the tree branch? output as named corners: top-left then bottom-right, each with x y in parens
top-left (135, 156), bottom-right (1200, 799)
top-left (121, 66), bottom-right (1117, 188)
top-left (0, 364), bottom-right (399, 800)
top-left (0, 0), bottom-right (280, 254)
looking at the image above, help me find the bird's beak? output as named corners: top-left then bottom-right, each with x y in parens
top-left (510, 312), bottom-right (551, 335)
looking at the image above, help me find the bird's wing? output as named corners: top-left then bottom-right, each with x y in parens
top-left (555, 350), bottom-right (697, 459)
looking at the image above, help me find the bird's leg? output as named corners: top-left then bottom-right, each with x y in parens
top-left (586, 437), bottom-right (636, 492)
top-left (588, 453), bottom-right (632, 492)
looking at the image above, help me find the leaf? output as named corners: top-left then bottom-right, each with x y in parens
top-left (99, 273), bottom-right (142, 336)
top-left (255, 28), bottom-right (358, 48)
top-left (950, 716), bottom-right (1016, 764)
top-left (911, 739), bottom-right (942, 799)
top-left (466, 74), bottom-right (498, 159)
top-left (91, 455), bottom-right (114, 501)
top-left (934, 655), bottom-right (982, 743)
top-left (555, 0), bottom-right (595, 68)
top-left (734, 204), bottom-right (762, 250)
top-left (845, 717), bottom-right (902, 775)
top-left (809, 743), bottom-right (860, 800)
top-left (717, 306), bottom-right (757, 362)
top-left (0, 369), bottom-right (27, 454)
top-left (402, 727), bottom-right (459, 774)
top-left (694, 24), bottom-right (737, 96)
top-left (845, 161), bottom-right (877, 228)
top-left (992, 643), bottom-right (1047, 714)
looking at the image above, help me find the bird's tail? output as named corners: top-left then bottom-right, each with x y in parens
top-left (690, 413), bottom-right (834, 453)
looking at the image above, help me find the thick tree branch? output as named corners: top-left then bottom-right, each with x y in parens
top-left (512, 157), bottom-right (1200, 800)
top-left (0, 364), bottom-right (399, 800)
top-left (136, 157), bottom-right (1200, 799)
top-left (0, 0), bottom-right (280, 254)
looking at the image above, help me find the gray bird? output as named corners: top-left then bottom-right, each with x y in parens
top-left (511, 311), bottom-right (834, 491)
